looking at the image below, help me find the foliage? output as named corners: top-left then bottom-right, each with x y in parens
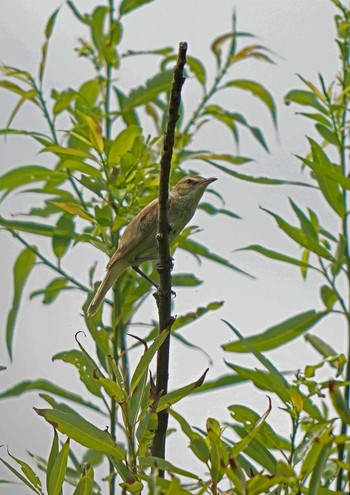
top-left (2, 0), bottom-right (350, 494)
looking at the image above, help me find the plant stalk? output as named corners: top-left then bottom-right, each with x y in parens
top-left (151, 41), bottom-right (187, 467)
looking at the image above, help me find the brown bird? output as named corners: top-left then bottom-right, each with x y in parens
top-left (87, 175), bottom-right (217, 316)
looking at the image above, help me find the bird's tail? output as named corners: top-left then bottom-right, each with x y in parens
top-left (87, 258), bottom-right (129, 316)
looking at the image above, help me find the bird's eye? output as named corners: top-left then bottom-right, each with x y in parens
top-left (186, 178), bottom-right (194, 185)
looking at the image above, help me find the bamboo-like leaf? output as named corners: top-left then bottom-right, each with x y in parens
top-left (57, 160), bottom-right (100, 178)
top-left (108, 125), bottom-right (141, 165)
top-left (242, 244), bottom-right (317, 270)
top-left (6, 248), bottom-right (36, 360)
top-left (329, 380), bottom-right (350, 424)
top-left (39, 8), bottom-right (60, 84)
top-left (180, 238), bottom-right (251, 276)
top-left (0, 380), bottom-right (102, 412)
top-left (207, 160), bottom-right (312, 187)
top-left (7, 451), bottom-right (42, 492)
top-left (34, 408), bottom-right (125, 458)
top-left (119, 0), bottom-right (155, 15)
top-left (0, 217), bottom-right (55, 236)
top-left (262, 208), bottom-right (334, 261)
top-left (139, 456), bottom-right (199, 479)
top-left (47, 438), bottom-right (69, 495)
top-left (0, 457), bottom-right (41, 494)
top-left (157, 369), bottom-right (208, 412)
top-left (130, 330), bottom-right (169, 393)
top-left (229, 404), bottom-right (290, 450)
top-left (123, 70), bottom-right (173, 110)
top-left (30, 278), bottom-right (70, 305)
top-left (52, 214), bottom-right (75, 259)
top-left (0, 165), bottom-right (65, 192)
top-left (285, 89), bottom-right (328, 114)
top-left (224, 320), bottom-right (291, 403)
top-left (225, 79), bottom-right (277, 127)
top-left (308, 443), bottom-right (333, 495)
top-left (223, 310), bottom-right (328, 353)
top-left (114, 87), bottom-right (140, 127)
top-left (230, 398), bottom-right (272, 456)
top-left (72, 463), bottom-right (94, 495)
top-left (171, 273), bottom-right (203, 286)
top-left (47, 430), bottom-right (59, 493)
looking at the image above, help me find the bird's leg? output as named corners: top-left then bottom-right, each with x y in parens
top-left (132, 266), bottom-right (159, 289)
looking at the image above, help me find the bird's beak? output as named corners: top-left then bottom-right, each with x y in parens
top-left (203, 177), bottom-right (217, 185)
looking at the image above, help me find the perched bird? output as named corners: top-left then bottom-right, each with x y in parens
top-left (87, 175), bottom-right (217, 316)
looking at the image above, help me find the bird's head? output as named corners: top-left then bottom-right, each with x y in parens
top-left (172, 175), bottom-right (217, 201)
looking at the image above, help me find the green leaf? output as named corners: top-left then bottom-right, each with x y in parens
top-left (229, 405), bottom-right (290, 450)
top-left (192, 373), bottom-right (248, 393)
top-left (0, 166), bottom-right (65, 192)
top-left (39, 8), bottom-right (60, 84)
top-left (7, 451), bottom-right (42, 492)
top-left (305, 334), bottom-right (338, 359)
top-left (34, 408), bottom-right (126, 458)
top-left (53, 349), bottom-right (101, 398)
top-left (242, 244), bottom-right (317, 269)
top-left (109, 125), bottom-right (142, 165)
top-left (207, 160), bottom-right (312, 187)
top-left (123, 70), bottom-right (173, 110)
top-left (180, 238), bottom-right (251, 277)
top-left (6, 247), bottom-right (36, 360)
top-left (47, 430), bottom-right (59, 494)
top-left (315, 124), bottom-right (339, 146)
top-left (199, 202), bottom-right (241, 219)
top-left (52, 214), bottom-right (75, 259)
top-left (47, 438), bottom-right (69, 495)
top-left (262, 208), bottom-right (334, 261)
top-left (0, 457), bottom-right (40, 494)
top-left (171, 273), bottom-right (203, 287)
top-left (223, 310), bottom-right (328, 353)
top-left (0, 217), bottom-right (55, 236)
top-left (114, 88), bottom-right (140, 127)
top-left (72, 463), bottom-right (94, 495)
top-left (30, 278), bottom-right (70, 304)
top-left (130, 330), bottom-right (169, 393)
top-left (157, 369), bottom-right (208, 412)
top-left (309, 442), bottom-right (333, 495)
top-left (320, 285), bottom-right (338, 310)
top-left (225, 79), bottom-right (277, 127)
top-left (41, 145), bottom-right (97, 162)
top-left (223, 320), bottom-right (291, 403)
top-left (57, 160), bottom-right (101, 178)
top-left (139, 456), bottom-right (199, 479)
top-left (329, 380), bottom-right (350, 424)
top-left (0, 379), bottom-right (102, 412)
top-left (230, 398), bottom-right (272, 456)
top-left (285, 89), bottom-right (328, 114)
top-left (119, 0), bottom-right (155, 15)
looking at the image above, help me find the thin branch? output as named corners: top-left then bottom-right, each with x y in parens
top-left (9, 230), bottom-right (113, 308)
top-left (151, 41), bottom-right (187, 464)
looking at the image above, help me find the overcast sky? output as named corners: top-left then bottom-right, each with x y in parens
top-left (0, 1), bottom-right (342, 493)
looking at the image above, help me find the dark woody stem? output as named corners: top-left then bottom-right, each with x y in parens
top-left (151, 41), bottom-right (187, 467)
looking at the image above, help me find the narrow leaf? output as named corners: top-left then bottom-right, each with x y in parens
top-left (6, 248), bottom-right (36, 359)
top-left (34, 408), bottom-right (125, 458)
top-left (47, 438), bottom-right (69, 495)
top-left (223, 310), bottom-right (328, 353)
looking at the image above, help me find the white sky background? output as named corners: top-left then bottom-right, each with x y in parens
top-left (0, 0), bottom-right (343, 493)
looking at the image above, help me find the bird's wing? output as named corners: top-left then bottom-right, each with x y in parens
top-left (106, 198), bottom-right (159, 270)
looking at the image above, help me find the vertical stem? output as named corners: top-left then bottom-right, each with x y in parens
top-left (105, 0), bottom-right (115, 140)
top-left (151, 42), bottom-right (187, 466)
top-left (337, 9), bottom-right (350, 489)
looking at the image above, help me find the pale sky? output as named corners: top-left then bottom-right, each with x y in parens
top-left (0, 1), bottom-right (341, 493)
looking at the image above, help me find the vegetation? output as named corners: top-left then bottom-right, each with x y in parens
top-left (1, 0), bottom-right (350, 493)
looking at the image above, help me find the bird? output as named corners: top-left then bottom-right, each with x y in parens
top-left (87, 175), bottom-right (217, 316)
